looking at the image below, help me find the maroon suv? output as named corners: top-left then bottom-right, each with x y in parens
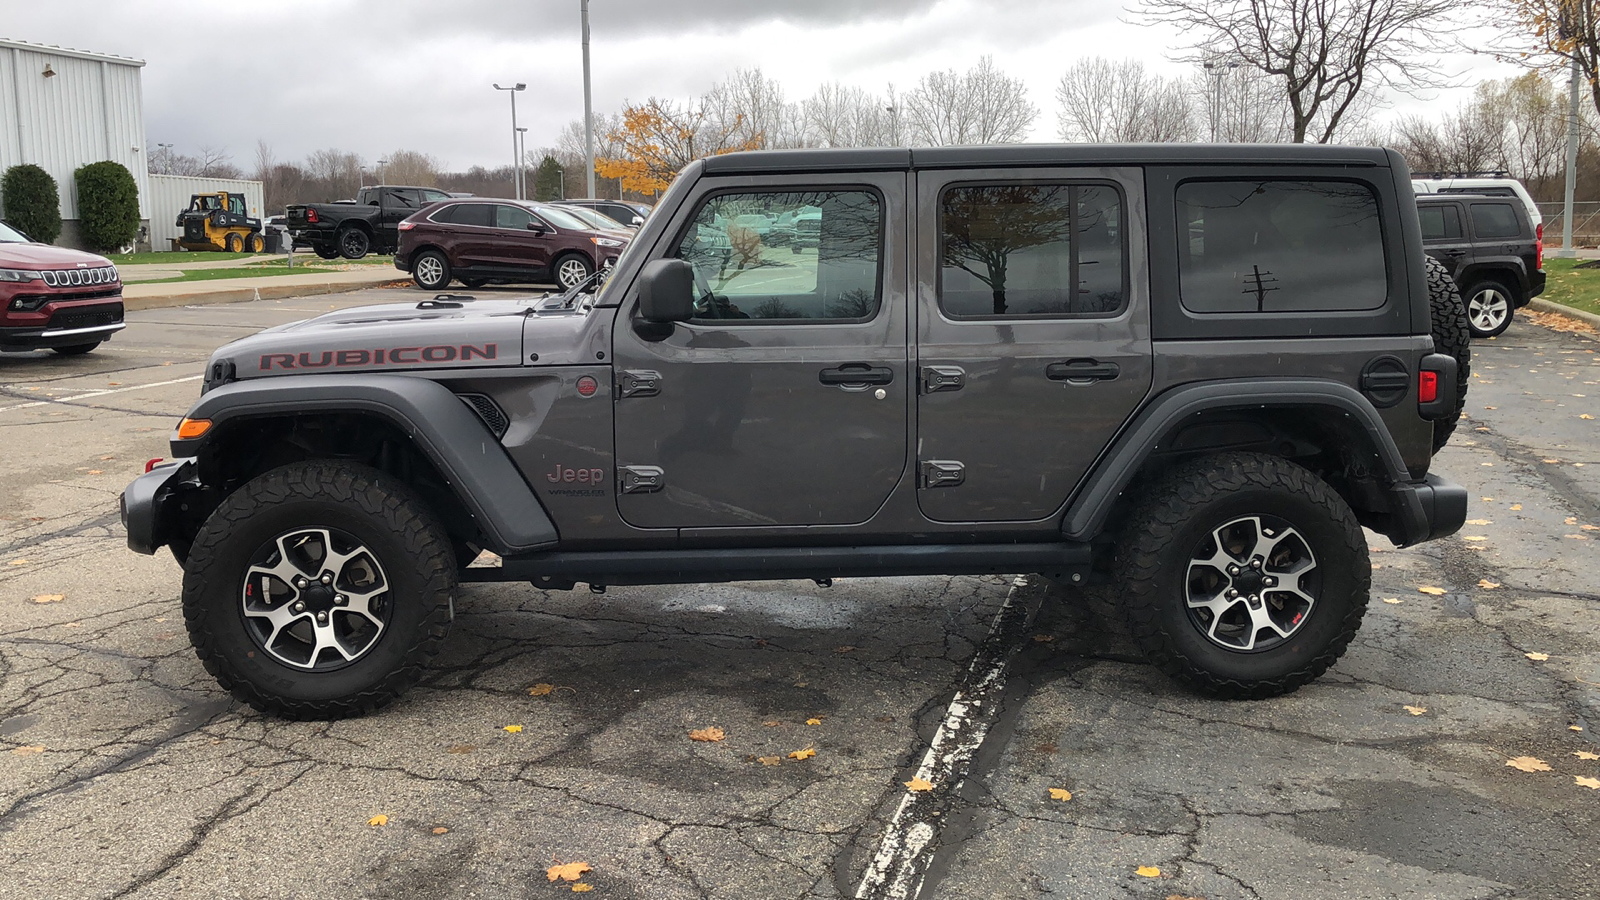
top-left (394, 199), bottom-right (630, 291)
top-left (0, 221), bottom-right (125, 355)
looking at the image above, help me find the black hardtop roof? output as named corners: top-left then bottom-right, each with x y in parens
top-left (701, 144), bottom-right (1394, 175)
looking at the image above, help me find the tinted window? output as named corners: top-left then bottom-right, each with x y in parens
top-left (438, 203), bottom-right (492, 227)
top-left (383, 189), bottom-right (421, 208)
top-left (496, 204), bottom-right (535, 229)
top-left (421, 189), bottom-right (450, 203)
top-left (939, 183), bottom-right (1125, 318)
top-left (672, 189), bottom-right (882, 322)
top-left (1418, 205), bottom-right (1463, 241)
top-left (1471, 203), bottom-right (1523, 239)
top-left (1177, 180), bottom-right (1387, 313)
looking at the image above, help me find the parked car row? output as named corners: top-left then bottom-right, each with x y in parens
top-left (1416, 184), bottom-right (1545, 339)
top-left (395, 199), bottom-right (633, 291)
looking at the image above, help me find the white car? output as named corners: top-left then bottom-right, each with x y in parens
top-left (1412, 175), bottom-right (1541, 228)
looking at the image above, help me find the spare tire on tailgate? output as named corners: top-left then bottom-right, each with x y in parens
top-left (1426, 256), bottom-right (1471, 454)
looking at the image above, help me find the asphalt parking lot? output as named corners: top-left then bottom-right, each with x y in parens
top-left (1, 290), bottom-right (1598, 899)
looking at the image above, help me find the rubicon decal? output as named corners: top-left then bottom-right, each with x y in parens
top-left (259, 344), bottom-right (497, 370)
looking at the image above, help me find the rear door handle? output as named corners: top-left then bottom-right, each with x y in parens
top-left (1046, 359), bottom-right (1120, 382)
top-left (820, 364), bottom-right (893, 386)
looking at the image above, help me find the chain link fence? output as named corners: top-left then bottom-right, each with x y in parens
top-left (1537, 202), bottom-right (1600, 248)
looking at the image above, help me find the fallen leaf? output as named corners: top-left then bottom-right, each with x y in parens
top-left (789, 747), bottom-right (816, 761)
top-left (1566, 534), bottom-right (1591, 540)
top-left (100, 455), bottom-right (114, 460)
top-left (368, 814), bottom-right (388, 827)
top-left (11, 745), bottom-right (45, 755)
top-left (7, 559), bottom-right (27, 566)
top-left (1572, 726), bottom-right (1586, 732)
top-left (1526, 652), bottom-right (1550, 661)
top-left (547, 862), bottom-right (592, 883)
top-left (1466, 518), bottom-right (1491, 525)
top-left (757, 756), bottom-right (782, 766)
top-left (806, 717), bottom-right (823, 726)
top-left (1506, 756), bottom-right (1552, 773)
top-left (1048, 787), bottom-right (1073, 801)
top-left (1581, 414), bottom-right (1595, 420)
top-left (528, 683), bottom-right (555, 696)
top-left (1418, 586), bottom-right (1447, 595)
top-left (1543, 458), bottom-right (1562, 464)
top-left (1510, 504), bottom-right (1522, 510)
top-left (1165, 895), bottom-right (1205, 900)
top-left (834, 645), bottom-right (857, 653)
top-left (572, 886), bottom-right (594, 894)
top-left (689, 726), bottom-right (725, 742)
top-left (1484, 406), bottom-right (1497, 410)
top-left (30, 594), bottom-right (64, 604)
top-left (1576, 776), bottom-right (1600, 790)
top-left (1382, 597), bottom-right (1403, 604)
top-left (905, 777), bottom-right (934, 792)
top-left (1136, 865), bottom-right (1162, 878)
top-left (1403, 705), bottom-right (1427, 716)
top-left (446, 744), bottom-right (476, 754)
top-left (503, 725), bottom-right (523, 734)
top-left (87, 469), bottom-right (102, 475)
top-left (432, 827), bottom-right (449, 834)
top-left (1478, 580), bottom-right (1501, 589)
top-left (762, 720), bottom-right (781, 728)
top-left (1032, 634), bottom-right (1056, 643)
top-left (1585, 525), bottom-right (1599, 532)
top-left (1567, 517), bottom-right (1579, 525)
top-left (1574, 751), bottom-right (1600, 761)
top-left (1462, 535), bottom-right (1487, 542)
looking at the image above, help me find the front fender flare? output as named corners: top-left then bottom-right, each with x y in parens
top-left (174, 374), bottom-right (559, 554)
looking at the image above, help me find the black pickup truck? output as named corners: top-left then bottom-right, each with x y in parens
top-left (286, 185), bottom-right (455, 260)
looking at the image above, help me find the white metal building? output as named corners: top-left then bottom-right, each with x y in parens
top-left (0, 38), bottom-right (150, 249)
top-left (147, 174), bottom-right (265, 250)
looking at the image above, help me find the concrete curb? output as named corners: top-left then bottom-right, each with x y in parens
top-left (1527, 298), bottom-right (1600, 331)
top-left (123, 276), bottom-right (409, 312)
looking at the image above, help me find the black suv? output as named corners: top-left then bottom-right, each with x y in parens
top-left (1417, 192), bottom-right (1545, 338)
top-left (123, 145), bottom-right (1470, 719)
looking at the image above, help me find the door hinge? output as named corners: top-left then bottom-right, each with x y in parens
top-left (920, 365), bottom-right (965, 394)
top-left (619, 465), bottom-right (665, 493)
top-left (919, 460), bottom-right (966, 489)
top-left (619, 369), bottom-right (661, 398)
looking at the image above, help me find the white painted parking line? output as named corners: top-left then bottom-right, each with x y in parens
top-left (0, 374), bottom-right (203, 414)
top-left (855, 575), bottom-right (1035, 900)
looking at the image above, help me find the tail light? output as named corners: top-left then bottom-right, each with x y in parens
top-left (1536, 223), bottom-right (1544, 270)
top-left (398, 221), bottom-right (416, 231)
top-left (306, 208), bottom-right (319, 224)
top-left (1417, 370), bottom-right (1439, 404)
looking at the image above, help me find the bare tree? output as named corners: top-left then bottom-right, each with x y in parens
top-left (1056, 57), bottom-right (1197, 142)
top-left (382, 150), bottom-right (441, 187)
top-left (703, 68), bottom-right (809, 149)
top-left (903, 56), bottom-right (1038, 146)
top-left (1132, 0), bottom-right (1453, 143)
top-left (304, 149), bottom-right (364, 200)
top-left (804, 82), bottom-right (902, 147)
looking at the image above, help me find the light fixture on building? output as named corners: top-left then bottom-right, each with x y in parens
top-left (42, 64), bottom-right (55, 78)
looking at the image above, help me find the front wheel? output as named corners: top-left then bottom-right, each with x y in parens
top-left (553, 253), bottom-right (593, 290)
top-left (225, 232), bottom-right (243, 253)
top-left (411, 250), bottom-right (451, 290)
top-left (338, 227), bottom-right (371, 260)
top-left (181, 462), bottom-right (456, 719)
top-left (1463, 280), bottom-right (1516, 339)
top-left (1117, 452), bottom-right (1369, 700)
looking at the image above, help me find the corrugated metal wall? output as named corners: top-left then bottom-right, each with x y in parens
top-left (147, 174), bottom-right (265, 250)
top-left (0, 41), bottom-right (150, 224)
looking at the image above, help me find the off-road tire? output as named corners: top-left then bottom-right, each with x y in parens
top-left (1117, 452), bottom-right (1369, 700)
top-left (1462, 278), bottom-right (1517, 339)
top-left (225, 232), bottom-right (243, 253)
top-left (51, 342), bottom-right (101, 355)
top-left (1426, 256), bottom-right (1471, 454)
top-left (313, 244), bottom-right (341, 260)
top-left (181, 461), bottom-right (456, 719)
top-left (338, 227), bottom-right (371, 260)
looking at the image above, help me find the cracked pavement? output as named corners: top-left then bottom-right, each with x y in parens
top-left (2, 290), bottom-right (1598, 899)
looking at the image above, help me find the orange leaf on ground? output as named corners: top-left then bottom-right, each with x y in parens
top-left (689, 726), bottom-right (725, 742)
top-left (11, 746), bottom-right (45, 755)
top-left (806, 718), bottom-right (823, 726)
top-left (1526, 652), bottom-right (1550, 661)
top-left (1417, 586), bottom-right (1447, 595)
top-left (1403, 705), bottom-right (1427, 716)
top-left (1573, 751), bottom-right (1599, 761)
top-left (1048, 787), bottom-right (1073, 801)
top-left (789, 747), bottom-right (816, 761)
top-left (1478, 580), bottom-right (1500, 589)
top-left (1506, 756), bottom-right (1551, 773)
top-left (30, 594), bottom-right (64, 604)
top-left (1576, 776), bottom-right (1600, 790)
top-left (528, 683), bottom-right (555, 696)
top-left (1135, 865), bottom-right (1162, 878)
top-left (762, 720), bottom-right (781, 727)
top-left (432, 827), bottom-right (449, 834)
top-left (367, 814), bottom-right (388, 827)
top-left (503, 725), bottom-right (523, 733)
top-left (905, 777), bottom-right (933, 792)
top-left (572, 886), bottom-right (594, 893)
top-left (547, 862), bottom-right (592, 882)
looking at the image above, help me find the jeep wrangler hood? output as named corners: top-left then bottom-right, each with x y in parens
top-left (209, 298), bottom-right (549, 380)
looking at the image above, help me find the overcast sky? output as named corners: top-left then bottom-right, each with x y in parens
top-left (4, 0), bottom-right (1522, 173)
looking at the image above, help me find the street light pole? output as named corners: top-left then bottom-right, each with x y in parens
top-left (157, 143), bottom-right (173, 175)
top-left (516, 127), bottom-right (529, 199)
top-left (582, 0), bottom-right (596, 199)
top-left (377, 157), bottom-right (388, 185)
top-left (494, 82), bottom-right (527, 200)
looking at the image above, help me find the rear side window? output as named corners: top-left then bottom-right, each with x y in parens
top-left (1471, 203), bottom-right (1523, 239)
top-left (1419, 205), bottom-right (1463, 241)
top-left (938, 183), bottom-right (1126, 318)
top-left (1176, 180), bottom-right (1387, 313)
top-left (436, 204), bottom-right (492, 227)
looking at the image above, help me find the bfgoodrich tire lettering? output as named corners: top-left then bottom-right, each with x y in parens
top-left (181, 462), bottom-right (455, 719)
top-left (1117, 452), bottom-right (1369, 700)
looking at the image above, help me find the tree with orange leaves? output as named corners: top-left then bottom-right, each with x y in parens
top-left (1490, 1), bottom-right (1600, 120)
top-left (595, 98), bottom-right (763, 197)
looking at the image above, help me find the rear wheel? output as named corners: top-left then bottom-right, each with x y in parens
top-left (182, 462), bottom-right (456, 719)
top-left (412, 250), bottom-right (451, 290)
top-left (51, 342), bottom-right (100, 355)
top-left (225, 232), bottom-right (243, 253)
top-left (1117, 452), bottom-right (1369, 700)
top-left (1463, 279), bottom-right (1516, 339)
top-left (313, 244), bottom-right (341, 260)
top-left (1426, 256), bottom-right (1471, 454)
top-left (553, 253), bottom-right (593, 290)
top-left (338, 227), bottom-right (371, 260)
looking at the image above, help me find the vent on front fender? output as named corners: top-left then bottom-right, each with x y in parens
top-left (457, 393), bottom-right (509, 438)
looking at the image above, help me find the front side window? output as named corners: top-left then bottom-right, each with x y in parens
top-left (1419, 205), bottom-right (1463, 241)
top-left (1177, 180), bottom-right (1387, 313)
top-left (496, 204), bottom-right (535, 230)
top-left (228, 196), bottom-right (246, 216)
top-left (671, 189), bottom-right (882, 322)
top-left (938, 183), bottom-right (1125, 318)
top-left (1471, 203), bottom-right (1522, 239)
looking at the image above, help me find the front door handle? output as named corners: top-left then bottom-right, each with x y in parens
top-left (1046, 359), bottom-right (1120, 383)
top-left (820, 364), bottom-right (893, 386)
top-left (1440, 249), bottom-right (1467, 258)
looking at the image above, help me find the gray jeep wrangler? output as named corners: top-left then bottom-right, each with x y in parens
top-left (122, 145), bottom-right (1471, 718)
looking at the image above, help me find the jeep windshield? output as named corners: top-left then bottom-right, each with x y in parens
top-left (0, 221), bottom-right (31, 243)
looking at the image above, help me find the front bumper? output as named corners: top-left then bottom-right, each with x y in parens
top-left (1386, 473), bottom-right (1468, 548)
top-left (0, 297), bottom-right (126, 350)
top-left (120, 459), bottom-right (197, 554)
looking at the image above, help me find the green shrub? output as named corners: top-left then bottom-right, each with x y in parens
top-left (0, 164), bottom-right (63, 243)
top-left (74, 160), bottom-right (140, 252)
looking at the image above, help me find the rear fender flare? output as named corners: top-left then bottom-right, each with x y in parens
top-left (175, 374), bottom-right (559, 553)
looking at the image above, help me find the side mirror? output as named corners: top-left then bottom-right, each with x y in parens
top-left (526, 221), bottom-right (548, 233)
top-left (631, 215), bottom-right (645, 226)
top-left (638, 258), bottom-right (696, 325)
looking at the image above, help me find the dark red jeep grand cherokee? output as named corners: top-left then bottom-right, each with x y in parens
top-left (0, 220), bottom-right (125, 355)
